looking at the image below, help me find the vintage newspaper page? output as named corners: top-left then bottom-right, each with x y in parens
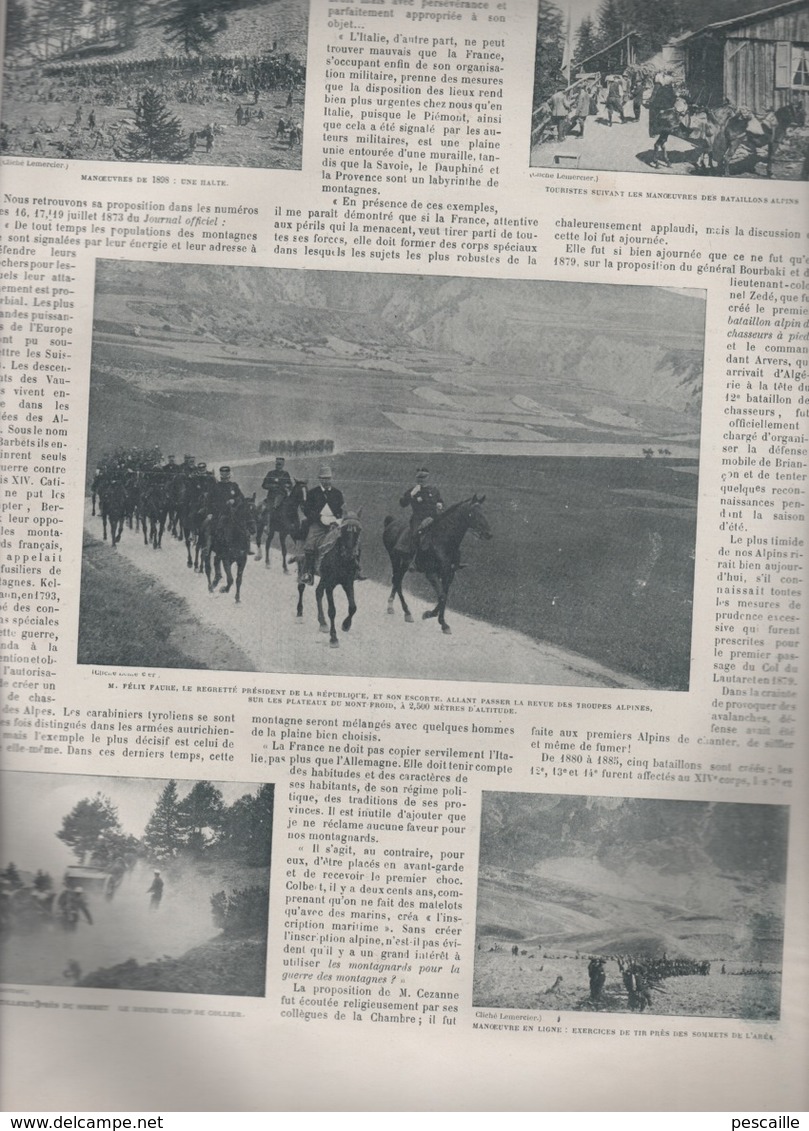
top-left (0, 0), bottom-right (807, 1114)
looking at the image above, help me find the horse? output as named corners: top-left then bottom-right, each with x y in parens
top-left (256, 480), bottom-right (307, 571)
top-left (718, 101), bottom-right (804, 177)
top-left (167, 474), bottom-right (187, 538)
top-left (99, 478), bottom-right (128, 546)
top-left (204, 494), bottom-right (256, 603)
top-left (296, 515), bottom-right (361, 647)
top-left (180, 477), bottom-right (214, 570)
top-left (675, 99), bottom-right (804, 177)
top-left (383, 494), bottom-right (491, 634)
top-left (137, 475), bottom-right (169, 549)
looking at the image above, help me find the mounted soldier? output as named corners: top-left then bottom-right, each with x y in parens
top-left (211, 466), bottom-right (244, 528)
top-left (399, 466), bottom-right (444, 571)
top-left (262, 456), bottom-right (293, 503)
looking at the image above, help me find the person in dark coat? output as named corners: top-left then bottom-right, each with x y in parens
top-left (648, 74), bottom-right (677, 166)
top-left (588, 957), bottom-right (607, 1003)
top-left (399, 466), bottom-right (444, 558)
top-left (261, 456), bottom-right (294, 501)
top-left (211, 466), bottom-right (243, 515)
top-left (398, 466), bottom-right (458, 571)
top-left (147, 871), bottom-right (164, 909)
top-left (605, 76), bottom-right (626, 125)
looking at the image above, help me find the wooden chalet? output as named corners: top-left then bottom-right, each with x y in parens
top-left (682, 0), bottom-right (809, 114)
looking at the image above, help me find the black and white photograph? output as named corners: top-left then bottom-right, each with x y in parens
top-left (1, 0), bottom-right (307, 167)
top-left (530, 0), bottom-right (809, 179)
top-left (473, 791), bottom-right (788, 1019)
top-left (79, 261), bottom-right (705, 689)
top-left (0, 771), bottom-right (274, 996)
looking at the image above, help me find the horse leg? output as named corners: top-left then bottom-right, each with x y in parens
top-left (206, 549), bottom-right (215, 592)
top-left (296, 582), bottom-right (305, 620)
top-left (437, 569), bottom-right (452, 634)
top-left (766, 139), bottom-right (774, 178)
top-left (422, 568), bottom-right (442, 620)
top-left (341, 581), bottom-right (356, 633)
top-left (211, 555), bottom-right (222, 592)
top-left (220, 559), bottom-right (234, 594)
top-left (185, 528), bottom-right (194, 568)
top-left (327, 585), bottom-right (339, 646)
top-left (234, 556), bottom-right (245, 603)
top-left (280, 533), bottom-right (288, 574)
top-left (142, 512), bottom-right (149, 545)
top-left (102, 511), bottom-right (108, 541)
top-left (388, 557), bottom-right (413, 621)
top-left (265, 527), bottom-right (272, 567)
top-left (316, 580), bottom-right (328, 633)
top-left (423, 567), bottom-right (451, 631)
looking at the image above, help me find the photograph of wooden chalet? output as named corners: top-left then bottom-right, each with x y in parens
top-left (683, 1), bottom-right (809, 117)
top-left (530, 0), bottom-right (809, 180)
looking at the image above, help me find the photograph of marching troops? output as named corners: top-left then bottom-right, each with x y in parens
top-left (1, 0), bottom-right (307, 166)
top-left (531, 0), bottom-right (809, 179)
top-left (474, 792), bottom-right (787, 1019)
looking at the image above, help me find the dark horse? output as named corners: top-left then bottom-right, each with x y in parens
top-left (296, 516), bottom-right (361, 647)
top-left (137, 475), bottom-right (169, 550)
top-left (678, 99), bottom-right (805, 177)
top-left (383, 494), bottom-right (492, 634)
top-left (256, 480), bottom-right (307, 571)
top-left (204, 494), bottom-right (257, 603)
top-left (99, 478), bottom-right (128, 547)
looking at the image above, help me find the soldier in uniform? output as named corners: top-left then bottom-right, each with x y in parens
top-left (162, 454), bottom-right (180, 475)
top-left (399, 466), bottom-right (445, 570)
top-left (211, 466), bottom-right (244, 524)
top-left (588, 956), bottom-right (606, 1003)
top-left (261, 456), bottom-right (294, 502)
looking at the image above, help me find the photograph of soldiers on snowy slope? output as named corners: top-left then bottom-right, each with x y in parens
top-left (531, 0), bottom-right (809, 180)
top-left (1, 0), bottom-right (307, 167)
top-left (79, 260), bottom-right (705, 690)
top-left (0, 771), bottom-right (274, 995)
top-left (473, 791), bottom-right (788, 1019)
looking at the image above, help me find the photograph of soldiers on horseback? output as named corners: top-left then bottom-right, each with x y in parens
top-left (531, 0), bottom-right (809, 180)
top-left (81, 260), bottom-right (702, 685)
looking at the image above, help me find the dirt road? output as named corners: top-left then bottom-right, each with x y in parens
top-left (83, 503), bottom-right (650, 689)
top-left (532, 106), bottom-right (698, 174)
top-left (531, 104), bottom-right (806, 179)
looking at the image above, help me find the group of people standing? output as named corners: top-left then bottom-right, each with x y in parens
top-left (545, 70), bottom-right (646, 141)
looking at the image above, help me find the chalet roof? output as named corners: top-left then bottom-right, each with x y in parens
top-left (574, 30), bottom-right (640, 70)
top-left (684, 0), bottom-right (808, 39)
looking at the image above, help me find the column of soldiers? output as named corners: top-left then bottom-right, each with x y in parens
top-left (586, 953), bottom-right (711, 1012)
